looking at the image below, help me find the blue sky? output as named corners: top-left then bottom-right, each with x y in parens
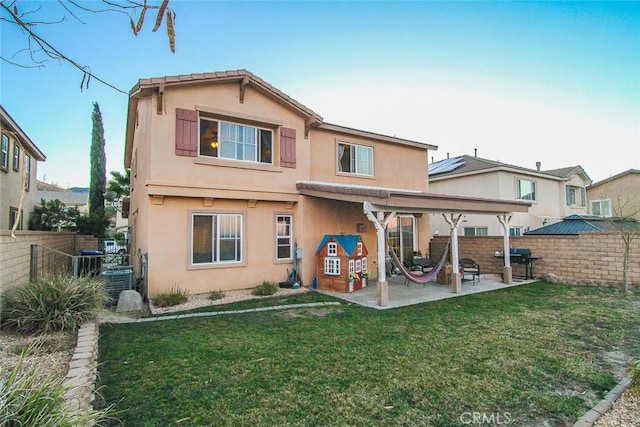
top-left (1, 1), bottom-right (638, 188)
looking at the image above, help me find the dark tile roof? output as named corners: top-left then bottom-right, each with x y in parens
top-left (429, 154), bottom-right (590, 182)
top-left (525, 214), bottom-right (640, 235)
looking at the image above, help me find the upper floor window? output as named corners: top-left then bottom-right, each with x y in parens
top-left (25, 154), bottom-right (31, 191)
top-left (12, 142), bottom-right (20, 171)
top-left (591, 199), bottom-right (612, 217)
top-left (516, 179), bottom-right (536, 201)
top-left (9, 207), bottom-right (22, 230)
top-left (1, 134), bottom-right (8, 171)
top-left (327, 242), bottom-right (338, 256)
top-left (463, 227), bottom-right (488, 236)
top-left (199, 118), bottom-right (272, 164)
top-left (338, 142), bottom-right (374, 176)
top-left (566, 185), bottom-right (586, 207)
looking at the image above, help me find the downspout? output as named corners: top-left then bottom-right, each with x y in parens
top-left (497, 214), bottom-right (513, 284)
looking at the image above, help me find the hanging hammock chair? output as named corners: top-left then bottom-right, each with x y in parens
top-left (387, 235), bottom-right (451, 286)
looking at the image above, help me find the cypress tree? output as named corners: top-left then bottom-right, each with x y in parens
top-left (89, 102), bottom-right (106, 218)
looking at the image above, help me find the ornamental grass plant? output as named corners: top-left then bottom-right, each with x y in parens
top-left (0, 342), bottom-right (112, 427)
top-left (1, 274), bottom-right (109, 334)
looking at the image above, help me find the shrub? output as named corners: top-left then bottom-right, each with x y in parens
top-left (1, 274), bottom-right (109, 334)
top-left (251, 281), bottom-right (278, 296)
top-left (208, 290), bottom-right (226, 301)
top-left (153, 287), bottom-right (188, 307)
top-left (0, 343), bottom-right (112, 426)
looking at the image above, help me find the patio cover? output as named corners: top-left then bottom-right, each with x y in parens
top-left (297, 181), bottom-right (531, 306)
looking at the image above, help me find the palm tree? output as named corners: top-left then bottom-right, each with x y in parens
top-left (107, 170), bottom-right (130, 199)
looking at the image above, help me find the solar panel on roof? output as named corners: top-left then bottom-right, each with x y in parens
top-left (429, 157), bottom-right (465, 175)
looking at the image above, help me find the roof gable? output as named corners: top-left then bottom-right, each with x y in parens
top-left (316, 234), bottom-right (362, 256)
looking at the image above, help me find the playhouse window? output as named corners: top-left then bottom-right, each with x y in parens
top-left (362, 257), bottom-right (368, 272)
top-left (327, 242), bottom-right (337, 256)
top-left (349, 259), bottom-right (355, 275)
top-left (324, 258), bottom-right (340, 275)
top-left (357, 242), bottom-right (363, 256)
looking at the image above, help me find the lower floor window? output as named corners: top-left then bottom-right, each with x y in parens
top-left (192, 213), bottom-right (242, 264)
top-left (464, 226), bottom-right (488, 236)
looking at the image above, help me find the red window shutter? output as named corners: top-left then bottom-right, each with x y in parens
top-left (280, 127), bottom-right (296, 168)
top-left (175, 108), bottom-right (198, 157)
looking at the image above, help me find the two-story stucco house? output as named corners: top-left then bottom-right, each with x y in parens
top-left (125, 70), bottom-right (529, 302)
top-left (586, 169), bottom-right (640, 218)
top-left (0, 105), bottom-right (46, 231)
top-left (428, 154), bottom-right (591, 237)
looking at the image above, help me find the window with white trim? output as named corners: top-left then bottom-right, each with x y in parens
top-left (12, 142), bottom-right (20, 171)
top-left (357, 242), bottom-right (363, 256)
top-left (327, 242), bottom-right (337, 256)
top-left (191, 213), bottom-right (243, 265)
top-left (338, 141), bottom-right (374, 176)
top-left (324, 258), bottom-right (340, 275)
top-left (509, 227), bottom-right (522, 236)
top-left (275, 215), bottom-right (293, 260)
top-left (1, 134), bottom-right (8, 171)
top-left (463, 227), bottom-right (488, 236)
top-left (355, 259), bottom-right (362, 273)
top-left (516, 179), bottom-right (536, 201)
top-left (199, 118), bottom-right (272, 164)
top-left (362, 257), bottom-right (368, 272)
top-left (9, 206), bottom-right (22, 230)
top-left (349, 259), bottom-right (355, 275)
top-left (591, 199), bottom-right (612, 217)
top-left (25, 154), bottom-right (31, 191)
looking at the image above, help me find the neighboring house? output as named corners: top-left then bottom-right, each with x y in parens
top-left (586, 169), bottom-right (640, 218)
top-left (36, 188), bottom-right (90, 213)
top-left (428, 154), bottom-right (591, 237)
top-left (0, 105), bottom-right (46, 231)
top-left (125, 70), bottom-right (528, 298)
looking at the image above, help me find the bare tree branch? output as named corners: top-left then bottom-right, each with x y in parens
top-left (1, 0), bottom-right (176, 94)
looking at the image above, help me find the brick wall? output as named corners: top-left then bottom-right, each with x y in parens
top-left (0, 231), bottom-right (99, 292)
top-left (430, 233), bottom-right (639, 288)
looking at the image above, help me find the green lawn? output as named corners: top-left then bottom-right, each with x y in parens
top-left (97, 282), bottom-right (640, 426)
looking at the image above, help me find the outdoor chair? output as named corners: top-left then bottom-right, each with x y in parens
top-left (459, 258), bottom-right (480, 283)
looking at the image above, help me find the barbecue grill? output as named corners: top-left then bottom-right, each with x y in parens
top-left (494, 248), bottom-right (540, 279)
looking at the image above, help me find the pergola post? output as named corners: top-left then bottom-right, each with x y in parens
top-left (363, 202), bottom-right (396, 307)
top-left (443, 213), bottom-right (463, 293)
top-left (497, 214), bottom-right (513, 284)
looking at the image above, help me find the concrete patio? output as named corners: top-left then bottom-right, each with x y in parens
top-left (317, 274), bottom-right (538, 309)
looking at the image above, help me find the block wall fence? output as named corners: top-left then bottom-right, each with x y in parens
top-left (430, 233), bottom-right (639, 288)
top-left (0, 231), bottom-right (99, 292)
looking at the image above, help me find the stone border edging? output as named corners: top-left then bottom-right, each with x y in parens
top-left (62, 301), bottom-right (341, 413)
top-left (573, 377), bottom-right (633, 427)
top-left (107, 301), bottom-right (342, 324)
top-left (63, 321), bottom-right (98, 414)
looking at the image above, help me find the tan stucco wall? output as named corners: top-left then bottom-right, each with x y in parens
top-left (309, 128), bottom-right (429, 192)
top-left (128, 80), bottom-right (434, 297)
top-left (587, 173), bottom-right (640, 217)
